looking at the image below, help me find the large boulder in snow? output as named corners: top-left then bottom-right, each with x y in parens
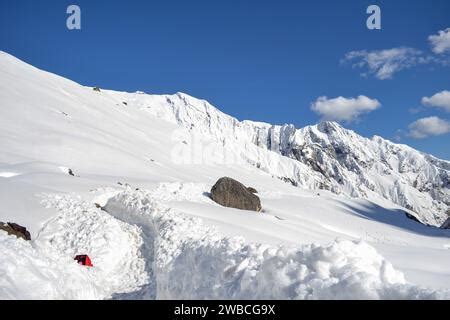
top-left (211, 177), bottom-right (262, 212)
top-left (0, 222), bottom-right (31, 240)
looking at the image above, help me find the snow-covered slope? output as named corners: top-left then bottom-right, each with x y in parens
top-left (266, 122), bottom-right (450, 226)
top-left (104, 89), bottom-right (449, 226)
top-left (3, 51), bottom-right (447, 226)
top-left (0, 51), bottom-right (449, 299)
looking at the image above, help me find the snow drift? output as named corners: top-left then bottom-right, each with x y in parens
top-left (0, 193), bottom-right (148, 300)
top-left (1, 188), bottom-right (448, 300)
top-left (103, 188), bottom-right (449, 300)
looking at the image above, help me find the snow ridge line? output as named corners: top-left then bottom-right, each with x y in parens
top-left (103, 188), bottom-right (450, 300)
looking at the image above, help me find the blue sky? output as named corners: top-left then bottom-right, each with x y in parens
top-left (1, 0), bottom-right (449, 159)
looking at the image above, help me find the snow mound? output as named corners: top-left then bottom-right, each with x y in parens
top-left (0, 193), bottom-right (149, 300)
top-left (0, 232), bottom-right (101, 299)
top-left (104, 188), bottom-right (450, 299)
top-left (38, 194), bottom-right (149, 297)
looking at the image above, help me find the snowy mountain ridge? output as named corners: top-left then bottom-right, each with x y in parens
top-left (105, 83), bottom-right (449, 227)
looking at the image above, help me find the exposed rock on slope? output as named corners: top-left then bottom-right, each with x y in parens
top-left (211, 177), bottom-right (262, 212)
top-left (0, 222), bottom-right (31, 241)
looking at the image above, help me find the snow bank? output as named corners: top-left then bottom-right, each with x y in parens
top-left (0, 193), bottom-right (148, 300)
top-left (0, 232), bottom-right (101, 299)
top-left (105, 189), bottom-right (449, 299)
top-left (1, 188), bottom-right (448, 300)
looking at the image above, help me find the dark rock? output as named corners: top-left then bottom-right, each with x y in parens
top-left (211, 177), bottom-right (262, 212)
top-left (404, 212), bottom-right (422, 224)
top-left (93, 87), bottom-right (101, 92)
top-left (0, 222), bottom-right (31, 240)
top-left (247, 187), bottom-right (258, 194)
top-left (280, 176), bottom-right (298, 187)
top-left (122, 101), bottom-right (128, 106)
top-left (441, 217), bottom-right (450, 229)
top-left (68, 168), bottom-right (75, 176)
top-left (94, 203), bottom-right (107, 211)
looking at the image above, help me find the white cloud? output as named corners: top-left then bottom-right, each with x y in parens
top-left (421, 90), bottom-right (450, 112)
top-left (428, 28), bottom-right (450, 54)
top-left (311, 95), bottom-right (381, 123)
top-left (408, 116), bottom-right (450, 139)
top-left (343, 29), bottom-right (450, 79)
top-left (342, 47), bottom-right (428, 80)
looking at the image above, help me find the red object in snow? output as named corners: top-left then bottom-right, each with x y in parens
top-left (74, 255), bottom-right (93, 267)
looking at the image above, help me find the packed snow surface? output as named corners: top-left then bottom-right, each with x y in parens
top-left (0, 193), bottom-right (147, 300)
top-left (0, 51), bottom-right (449, 299)
top-left (103, 189), bottom-right (449, 300)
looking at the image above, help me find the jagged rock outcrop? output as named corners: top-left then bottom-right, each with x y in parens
top-left (255, 121), bottom-right (449, 226)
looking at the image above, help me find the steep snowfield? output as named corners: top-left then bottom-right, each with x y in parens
top-left (0, 51), bottom-right (449, 299)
